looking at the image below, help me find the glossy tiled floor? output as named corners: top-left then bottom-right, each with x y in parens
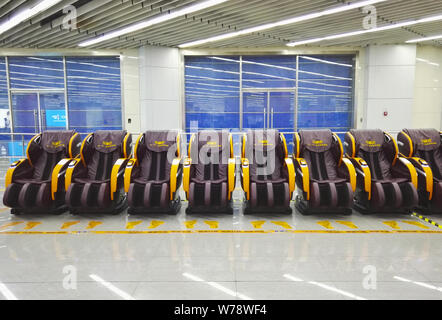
top-left (0, 161), bottom-right (441, 300)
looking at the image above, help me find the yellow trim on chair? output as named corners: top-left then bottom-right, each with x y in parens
top-left (242, 134), bottom-right (246, 158)
top-left (228, 158), bottom-right (236, 200)
top-left (176, 133), bottom-right (181, 158)
top-left (170, 158), bottom-right (181, 200)
top-left (68, 133), bottom-right (79, 158)
top-left (401, 131), bottom-right (414, 158)
top-left (65, 158), bottom-right (81, 191)
top-left (229, 134), bottom-right (233, 158)
top-left (124, 158), bottom-right (137, 193)
top-left (241, 158), bottom-right (250, 200)
top-left (294, 158), bottom-right (310, 200)
top-left (294, 132), bottom-right (300, 158)
top-left (133, 133), bottom-right (143, 164)
top-left (80, 133), bottom-right (93, 166)
top-left (353, 157), bottom-right (371, 200)
top-left (5, 159), bottom-right (27, 188)
top-left (280, 133), bottom-right (288, 158)
top-left (51, 158), bottom-right (72, 200)
top-left (398, 157), bottom-right (418, 190)
top-left (122, 133), bottom-right (130, 158)
top-left (342, 158), bottom-right (356, 192)
top-left (183, 157), bottom-right (192, 197)
top-left (333, 133), bottom-right (344, 166)
top-left (385, 132), bottom-right (399, 166)
top-left (411, 157), bottom-right (433, 200)
top-left (110, 158), bottom-right (127, 200)
top-left (26, 134), bottom-right (40, 166)
top-left (347, 132), bottom-right (356, 158)
top-left (284, 158), bottom-right (295, 194)
top-left (188, 133), bottom-right (195, 157)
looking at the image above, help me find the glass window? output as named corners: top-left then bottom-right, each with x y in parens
top-left (8, 56), bottom-right (64, 89)
top-left (66, 56), bottom-right (122, 133)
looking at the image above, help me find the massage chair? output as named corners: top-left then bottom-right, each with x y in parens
top-left (397, 128), bottom-right (442, 213)
top-left (3, 130), bottom-right (81, 214)
top-left (125, 130), bottom-right (182, 214)
top-left (293, 129), bottom-right (356, 215)
top-left (64, 130), bottom-right (131, 214)
top-left (344, 129), bottom-right (418, 214)
top-left (241, 129), bottom-right (294, 214)
top-left (183, 130), bottom-right (236, 213)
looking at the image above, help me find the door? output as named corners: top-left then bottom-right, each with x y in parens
top-left (11, 91), bottom-right (66, 133)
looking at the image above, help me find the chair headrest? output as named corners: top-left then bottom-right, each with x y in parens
top-left (403, 128), bottom-right (441, 151)
top-left (349, 129), bottom-right (385, 153)
top-left (196, 130), bottom-right (230, 154)
top-left (246, 129), bottom-right (280, 152)
top-left (41, 130), bottom-right (76, 154)
top-left (299, 129), bottom-right (333, 153)
top-left (93, 130), bottom-right (127, 153)
top-left (144, 130), bottom-right (178, 152)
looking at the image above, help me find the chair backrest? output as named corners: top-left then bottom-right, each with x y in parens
top-left (81, 130), bottom-right (131, 181)
top-left (345, 129), bottom-right (398, 181)
top-left (243, 129), bottom-right (287, 182)
top-left (134, 130), bottom-right (179, 182)
top-left (295, 129), bottom-right (343, 181)
top-left (398, 128), bottom-right (442, 180)
top-left (189, 130), bottom-right (231, 182)
top-left (27, 130), bottom-right (80, 181)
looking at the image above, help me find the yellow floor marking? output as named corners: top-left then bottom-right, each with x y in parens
top-left (0, 221), bottom-right (23, 230)
top-left (2, 230), bottom-right (442, 235)
top-left (251, 220), bottom-right (266, 229)
top-left (24, 222), bottom-right (41, 230)
top-left (86, 221), bottom-right (103, 230)
top-left (383, 221), bottom-right (400, 230)
top-left (335, 220), bottom-right (358, 229)
top-left (125, 220), bottom-right (143, 229)
top-left (147, 220), bottom-right (164, 229)
top-left (317, 221), bottom-right (333, 229)
top-left (204, 220), bottom-right (219, 229)
top-left (0, 207), bottom-right (10, 213)
top-left (61, 221), bottom-right (80, 229)
top-left (184, 220), bottom-right (197, 229)
top-left (401, 220), bottom-right (429, 229)
top-left (271, 221), bottom-right (292, 229)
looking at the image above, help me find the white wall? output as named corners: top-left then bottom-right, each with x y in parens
top-left (413, 45), bottom-right (442, 130)
top-left (363, 44), bottom-right (417, 131)
top-left (121, 49), bottom-right (141, 133)
top-left (138, 45), bottom-right (182, 131)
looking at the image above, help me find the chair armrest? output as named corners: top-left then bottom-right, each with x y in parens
top-left (284, 158), bottom-right (295, 194)
top-left (394, 157), bottom-right (418, 190)
top-left (124, 158), bottom-right (137, 192)
top-left (5, 159), bottom-right (29, 188)
top-left (340, 158), bottom-right (357, 192)
top-left (183, 157), bottom-right (192, 198)
top-left (170, 158), bottom-right (182, 200)
top-left (65, 158), bottom-right (84, 191)
top-left (110, 158), bottom-right (129, 200)
top-left (293, 158), bottom-right (310, 200)
top-left (408, 157), bottom-right (433, 200)
top-left (228, 158), bottom-right (236, 200)
top-left (348, 157), bottom-right (372, 200)
top-left (51, 158), bottom-right (74, 200)
top-left (241, 158), bottom-right (250, 200)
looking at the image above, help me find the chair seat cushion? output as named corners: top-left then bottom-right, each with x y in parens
top-left (74, 177), bottom-right (110, 184)
top-left (251, 177), bottom-right (287, 184)
top-left (134, 177), bottom-right (169, 184)
top-left (14, 178), bottom-right (50, 185)
top-left (311, 178), bottom-right (347, 184)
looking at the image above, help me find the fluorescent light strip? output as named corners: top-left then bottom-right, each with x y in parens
top-left (78, 0), bottom-right (227, 47)
top-left (89, 274), bottom-right (135, 300)
top-left (287, 13), bottom-right (442, 46)
top-left (394, 276), bottom-right (442, 292)
top-left (407, 34), bottom-right (442, 43)
top-left (300, 56), bottom-right (353, 68)
top-left (0, 282), bottom-right (18, 300)
top-left (178, 0), bottom-right (386, 48)
top-left (0, 0), bottom-right (63, 35)
top-left (182, 272), bottom-right (252, 300)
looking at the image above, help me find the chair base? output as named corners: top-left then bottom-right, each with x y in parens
top-left (295, 196), bottom-right (352, 216)
top-left (186, 201), bottom-right (233, 214)
top-left (9, 204), bottom-right (67, 215)
top-left (128, 197), bottom-right (181, 215)
top-left (243, 201), bottom-right (292, 215)
top-left (69, 198), bottom-right (128, 215)
top-left (353, 201), bottom-right (412, 215)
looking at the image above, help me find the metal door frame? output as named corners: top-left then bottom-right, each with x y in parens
top-left (10, 89), bottom-right (66, 133)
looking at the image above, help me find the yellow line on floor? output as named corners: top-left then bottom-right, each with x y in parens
top-left (1, 229), bottom-right (442, 235)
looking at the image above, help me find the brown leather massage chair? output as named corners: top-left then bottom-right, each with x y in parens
top-left (3, 130), bottom-right (81, 214)
top-left (65, 130), bottom-right (131, 214)
top-left (241, 129), bottom-right (294, 214)
top-left (344, 129), bottom-right (418, 214)
top-left (397, 128), bottom-right (442, 214)
top-left (125, 130), bottom-right (182, 214)
top-left (292, 129), bottom-right (356, 215)
top-left (183, 130), bottom-right (236, 214)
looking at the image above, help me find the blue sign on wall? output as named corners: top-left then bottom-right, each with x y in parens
top-left (46, 109), bottom-right (66, 127)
